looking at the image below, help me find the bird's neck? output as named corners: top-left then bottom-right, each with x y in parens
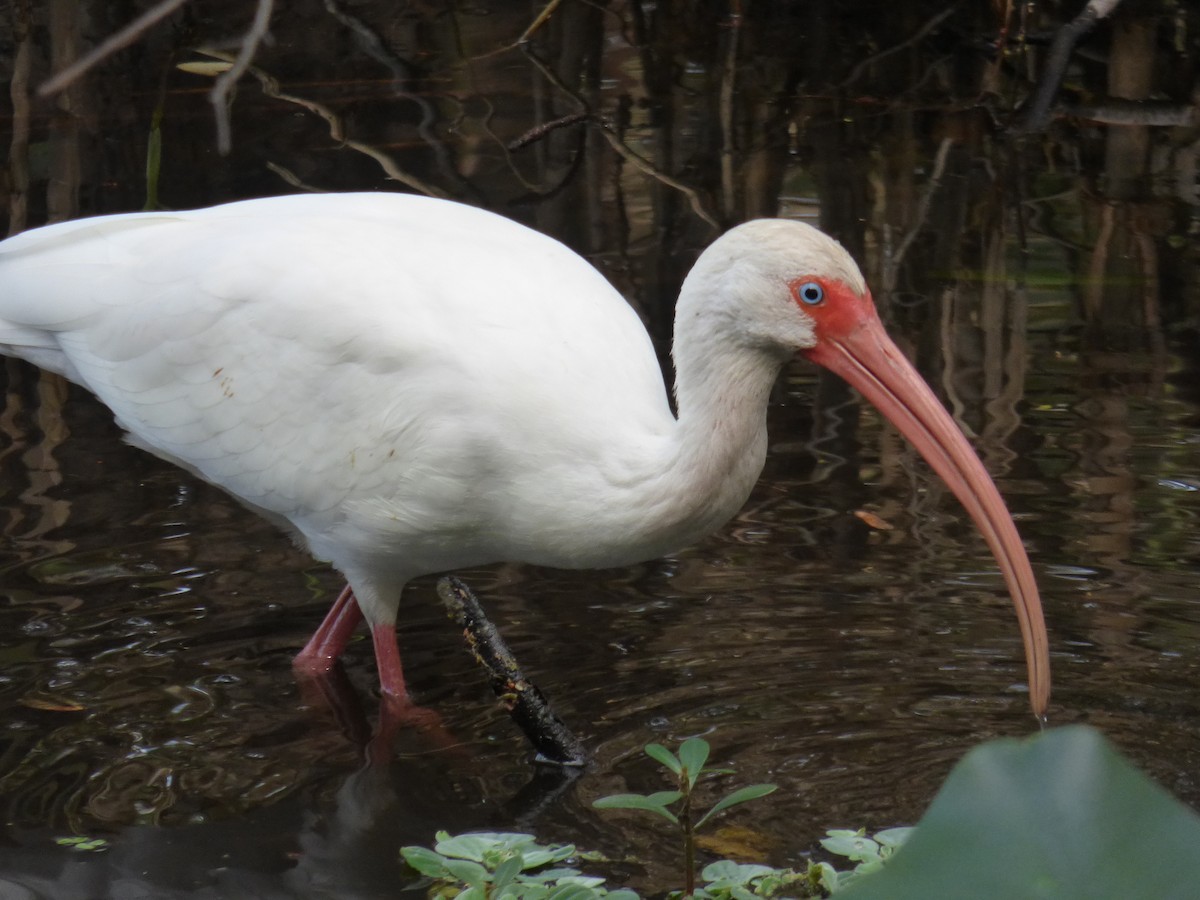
top-left (656, 285), bottom-right (790, 546)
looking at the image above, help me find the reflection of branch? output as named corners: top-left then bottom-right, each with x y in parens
top-left (322, 0), bottom-right (466, 192)
top-left (596, 126), bottom-right (720, 230)
top-left (1084, 203), bottom-right (1114, 321)
top-left (839, 5), bottom-right (956, 89)
top-left (881, 137), bottom-right (954, 293)
top-left (8, 0), bottom-right (33, 235)
top-left (1061, 101), bottom-right (1198, 127)
top-left (210, 0), bottom-right (275, 155)
top-left (719, 2), bottom-right (744, 217)
top-left (38, 0), bottom-right (190, 97)
top-left (266, 162), bottom-right (328, 193)
top-left (507, 113), bottom-right (590, 150)
top-left (518, 46), bottom-right (719, 229)
top-left (195, 48), bottom-right (446, 198)
top-left (38, 0), bottom-right (276, 158)
top-left (473, 0), bottom-right (567, 60)
top-left (1016, 0), bottom-right (1125, 132)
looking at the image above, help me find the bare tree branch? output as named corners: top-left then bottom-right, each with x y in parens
top-left (507, 113), bottom-right (591, 150)
top-left (473, 0), bottom-right (567, 60)
top-left (38, 0), bottom-right (191, 97)
top-left (840, 4), bottom-right (957, 89)
top-left (210, 0), bottom-right (275, 155)
top-left (195, 48), bottom-right (446, 198)
top-left (1016, 0), bottom-right (1126, 132)
top-left (595, 125), bottom-right (720, 230)
top-left (881, 137), bottom-right (954, 294)
top-left (518, 46), bottom-right (720, 229)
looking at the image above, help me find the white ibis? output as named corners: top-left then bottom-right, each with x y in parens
top-left (0, 193), bottom-right (1050, 721)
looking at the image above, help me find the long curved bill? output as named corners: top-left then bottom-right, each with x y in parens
top-left (803, 297), bottom-right (1051, 719)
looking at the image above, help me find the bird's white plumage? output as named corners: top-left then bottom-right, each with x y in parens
top-left (1, 193), bottom-right (823, 623)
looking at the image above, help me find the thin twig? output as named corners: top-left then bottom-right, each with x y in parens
top-left (882, 136), bottom-right (954, 294)
top-left (839, 4), bottom-right (957, 89)
top-left (195, 48), bottom-right (446, 197)
top-left (38, 0), bottom-right (191, 97)
top-left (518, 45), bottom-right (719, 229)
top-left (322, 0), bottom-right (466, 192)
top-left (507, 112), bottom-right (591, 150)
top-left (210, 0), bottom-right (275, 155)
top-left (473, 0), bottom-right (567, 60)
top-left (265, 161), bottom-right (329, 193)
top-left (596, 125), bottom-right (720, 230)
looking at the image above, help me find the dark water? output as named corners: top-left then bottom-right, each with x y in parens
top-left (1, 2), bottom-right (1199, 897)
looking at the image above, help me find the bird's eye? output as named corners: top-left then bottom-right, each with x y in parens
top-left (796, 281), bottom-right (824, 305)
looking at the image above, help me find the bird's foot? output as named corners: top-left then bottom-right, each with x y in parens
top-left (368, 690), bottom-right (461, 765)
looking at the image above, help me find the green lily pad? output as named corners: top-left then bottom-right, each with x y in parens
top-left (843, 725), bottom-right (1200, 900)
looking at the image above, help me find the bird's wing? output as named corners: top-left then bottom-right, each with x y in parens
top-left (0, 194), bottom-right (674, 561)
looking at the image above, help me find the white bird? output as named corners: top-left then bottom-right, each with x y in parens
top-left (0, 193), bottom-right (1050, 723)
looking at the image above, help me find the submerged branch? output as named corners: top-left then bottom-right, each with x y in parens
top-left (438, 576), bottom-right (588, 767)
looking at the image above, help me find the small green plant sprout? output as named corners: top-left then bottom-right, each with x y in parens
top-left (816, 827), bottom-right (913, 893)
top-left (692, 860), bottom-right (817, 899)
top-left (593, 738), bottom-right (777, 897)
top-left (55, 835), bottom-right (109, 853)
top-left (685, 826), bottom-right (914, 899)
top-left (400, 830), bottom-right (639, 900)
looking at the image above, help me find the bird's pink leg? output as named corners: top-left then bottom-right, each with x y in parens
top-left (370, 620), bottom-right (413, 710)
top-left (367, 620), bottom-right (458, 764)
top-left (293, 585), bottom-right (454, 762)
top-left (293, 584), bottom-right (364, 675)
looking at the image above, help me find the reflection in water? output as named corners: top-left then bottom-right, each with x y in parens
top-left (0, 366), bottom-right (74, 564)
top-left (0, 1), bottom-right (1197, 896)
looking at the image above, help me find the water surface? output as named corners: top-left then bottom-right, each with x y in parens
top-left (0, 2), bottom-right (1198, 897)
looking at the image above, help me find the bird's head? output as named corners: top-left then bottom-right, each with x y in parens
top-left (686, 218), bottom-right (1051, 719)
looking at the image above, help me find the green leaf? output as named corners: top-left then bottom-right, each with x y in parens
top-left (400, 845), bottom-right (452, 878)
top-left (820, 831), bottom-right (880, 864)
top-left (700, 860), bottom-right (778, 885)
top-left (841, 725), bottom-right (1200, 900)
top-left (525, 867), bottom-right (585, 883)
top-left (551, 875), bottom-right (607, 888)
top-left (677, 738), bottom-right (711, 790)
top-left (871, 826), bottom-right (913, 863)
top-left (871, 827), bottom-right (913, 851)
top-left (492, 854), bottom-right (524, 891)
top-left (436, 832), bottom-right (536, 863)
top-left (522, 843), bottom-right (576, 869)
top-left (695, 783), bottom-right (777, 828)
top-left (442, 858), bottom-right (491, 886)
top-left (645, 742), bottom-right (683, 775)
top-left (593, 791), bottom-right (682, 824)
top-left (813, 861), bottom-right (842, 893)
top-left (545, 883), bottom-right (601, 900)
